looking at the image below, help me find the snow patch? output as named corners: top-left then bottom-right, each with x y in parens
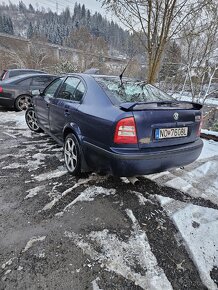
top-left (201, 129), bottom-right (218, 137)
top-left (1, 258), bottom-right (15, 269)
top-left (165, 160), bottom-right (218, 205)
top-left (22, 236), bottom-right (46, 253)
top-left (65, 209), bottom-right (172, 290)
top-left (172, 204), bottom-right (218, 290)
top-left (25, 185), bottom-right (46, 199)
top-left (0, 111), bottom-right (27, 128)
top-left (146, 171), bottom-right (171, 180)
top-left (34, 167), bottom-right (67, 181)
top-left (2, 153), bottom-right (50, 171)
top-left (92, 278), bottom-right (103, 290)
top-left (198, 139), bottom-right (218, 161)
top-left (64, 186), bottom-right (116, 211)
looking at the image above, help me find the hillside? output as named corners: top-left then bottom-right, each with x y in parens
top-left (0, 1), bottom-right (132, 57)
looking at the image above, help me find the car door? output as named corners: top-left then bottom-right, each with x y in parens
top-left (35, 77), bottom-right (64, 131)
top-left (49, 76), bottom-right (86, 141)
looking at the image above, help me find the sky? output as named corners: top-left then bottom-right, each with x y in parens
top-left (1, 0), bottom-right (109, 16)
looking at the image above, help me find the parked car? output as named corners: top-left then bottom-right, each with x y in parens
top-left (0, 68), bottom-right (46, 81)
top-left (25, 74), bottom-right (203, 177)
top-left (0, 73), bottom-right (56, 111)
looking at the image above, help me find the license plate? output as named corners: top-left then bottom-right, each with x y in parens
top-left (155, 127), bottom-right (188, 139)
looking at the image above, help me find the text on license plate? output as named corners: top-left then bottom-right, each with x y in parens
top-left (155, 127), bottom-right (188, 139)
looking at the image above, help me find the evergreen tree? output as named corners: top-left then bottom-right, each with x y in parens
top-left (27, 22), bottom-right (33, 39)
top-left (19, 1), bottom-right (27, 12)
top-left (29, 4), bottom-right (34, 13)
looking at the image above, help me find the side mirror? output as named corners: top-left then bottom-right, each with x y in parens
top-left (31, 89), bottom-right (40, 96)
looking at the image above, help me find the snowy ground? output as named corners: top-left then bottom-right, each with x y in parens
top-left (0, 107), bottom-right (217, 290)
top-left (172, 93), bottom-right (218, 107)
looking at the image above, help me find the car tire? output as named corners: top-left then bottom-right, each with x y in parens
top-left (64, 133), bottom-right (81, 175)
top-left (15, 95), bottom-right (32, 111)
top-left (25, 108), bottom-right (42, 133)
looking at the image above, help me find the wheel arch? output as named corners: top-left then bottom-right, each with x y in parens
top-left (63, 123), bottom-right (90, 172)
top-left (63, 123), bottom-right (82, 143)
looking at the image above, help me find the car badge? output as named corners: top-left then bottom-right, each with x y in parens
top-left (173, 112), bottom-right (179, 120)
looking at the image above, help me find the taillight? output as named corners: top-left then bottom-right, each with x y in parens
top-left (114, 117), bottom-right (137, 144)
top-left (197, 114), bottom-right (203, 137)
top-left (0, 86), bottom-right (3, 93)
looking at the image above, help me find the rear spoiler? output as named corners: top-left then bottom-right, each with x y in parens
top-left (120, 101), bottom-right (202, 111)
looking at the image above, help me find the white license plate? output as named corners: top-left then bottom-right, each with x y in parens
top-left (155, 127), bottom-right (188, 139)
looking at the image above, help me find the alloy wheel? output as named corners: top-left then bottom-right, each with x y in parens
top-left (64, 137), bottom-right (78, 172)
top-left (17, 95), bottom-right (32, 110)
top-left (26, 109), bottom-right (40, 131)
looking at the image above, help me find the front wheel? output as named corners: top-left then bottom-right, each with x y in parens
top-left (64, 133), bottom-right (81, 175)
top-left (15, 95), bottom-right (32, 111)
top-left (25, 108), bottom-right (42, 132)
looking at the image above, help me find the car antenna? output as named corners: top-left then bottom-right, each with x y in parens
top-left (119, 58), bottom-right (132, 87)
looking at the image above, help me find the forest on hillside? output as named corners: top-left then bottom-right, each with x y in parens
top-left (0, 1), bottom-right (138, 57)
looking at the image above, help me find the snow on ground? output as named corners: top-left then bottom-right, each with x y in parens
top-left (149, 139), bottom-right (218, 289)
top-left (91, 278), bottom-right (103, 290)
top-left (165, 159), bottom-right (218, 205)
top-left (198, 139), bottom-right (218, 160)
top-left (201, 129), bottom-right (218, 137)
top-left (25, 185), bottom-right (46, 199)
top-left (64, 186), bottom-right (116, 211)
top-left (65, 209), bottom-right (173, 290)
top-left (173, 93), bottom-right (218, 106)
top-left (0, 111), bottom-right (27, 129)
top-left (34, 167), bottom-right (67, 182)
top-left (147, 139), bottom-right (218, 205)
top-left (157, 196), bottom-right (218, 290)
top-left (22, 236), bottom-right (46, 253)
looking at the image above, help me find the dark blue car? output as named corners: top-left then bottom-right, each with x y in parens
top-left (25, 73), bottom-right (203, 177)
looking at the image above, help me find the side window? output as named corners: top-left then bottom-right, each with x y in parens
top-left (16, 78), bottom-right (32, 86)
top-left (58, 77), bottom-right (85, 101)
top-left (74, 81), bottom-right (85, 101)
top-left (44, 78), bottom-right (64, 98)
top-left (31, 76), bottom-right (53, 86)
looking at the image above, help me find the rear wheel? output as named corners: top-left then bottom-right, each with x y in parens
top-left (25, 108), bottom-right (42, 132)
top-left (15, 95), bottom-right (32, 111)
top-left (64, 133), bottom-right (81, 175)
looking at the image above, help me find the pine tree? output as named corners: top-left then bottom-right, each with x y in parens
top-left (29, 4), bottom-right (34, 12)
top-left (27, 22), bottom-right (33, 38)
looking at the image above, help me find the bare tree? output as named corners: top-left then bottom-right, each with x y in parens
top-left (65, 26), bottom-right (109, 71)
top-left (101, 0), bottom-right (212, 84)
top-left (179, 3), bottom-right (218, 103)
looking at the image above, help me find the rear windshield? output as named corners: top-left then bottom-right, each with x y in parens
top-left (95, 77), bottom-right (174, 103)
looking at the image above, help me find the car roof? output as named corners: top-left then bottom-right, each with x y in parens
top-left (1, 73), bottom-right (57, 84)
top-left (7, 68), bottom-right (45, 72)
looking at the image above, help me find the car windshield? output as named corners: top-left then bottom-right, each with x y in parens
top-left (95, 77), bottom-right (174, 104)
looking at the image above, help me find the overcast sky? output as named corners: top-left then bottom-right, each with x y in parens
top-left (1, 0), bottom-right (109, 16)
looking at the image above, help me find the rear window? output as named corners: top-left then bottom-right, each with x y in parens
top-left (95, 77), bottom-right (174, 103)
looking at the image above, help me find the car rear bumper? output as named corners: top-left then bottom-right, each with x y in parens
top-left (0, 96), bottom-right (14, 108)
top-left (83, 138), bottom-right (203, 176)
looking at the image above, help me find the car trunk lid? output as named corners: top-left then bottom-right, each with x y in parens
top-left (120, 101), bottom-right (202, 149)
